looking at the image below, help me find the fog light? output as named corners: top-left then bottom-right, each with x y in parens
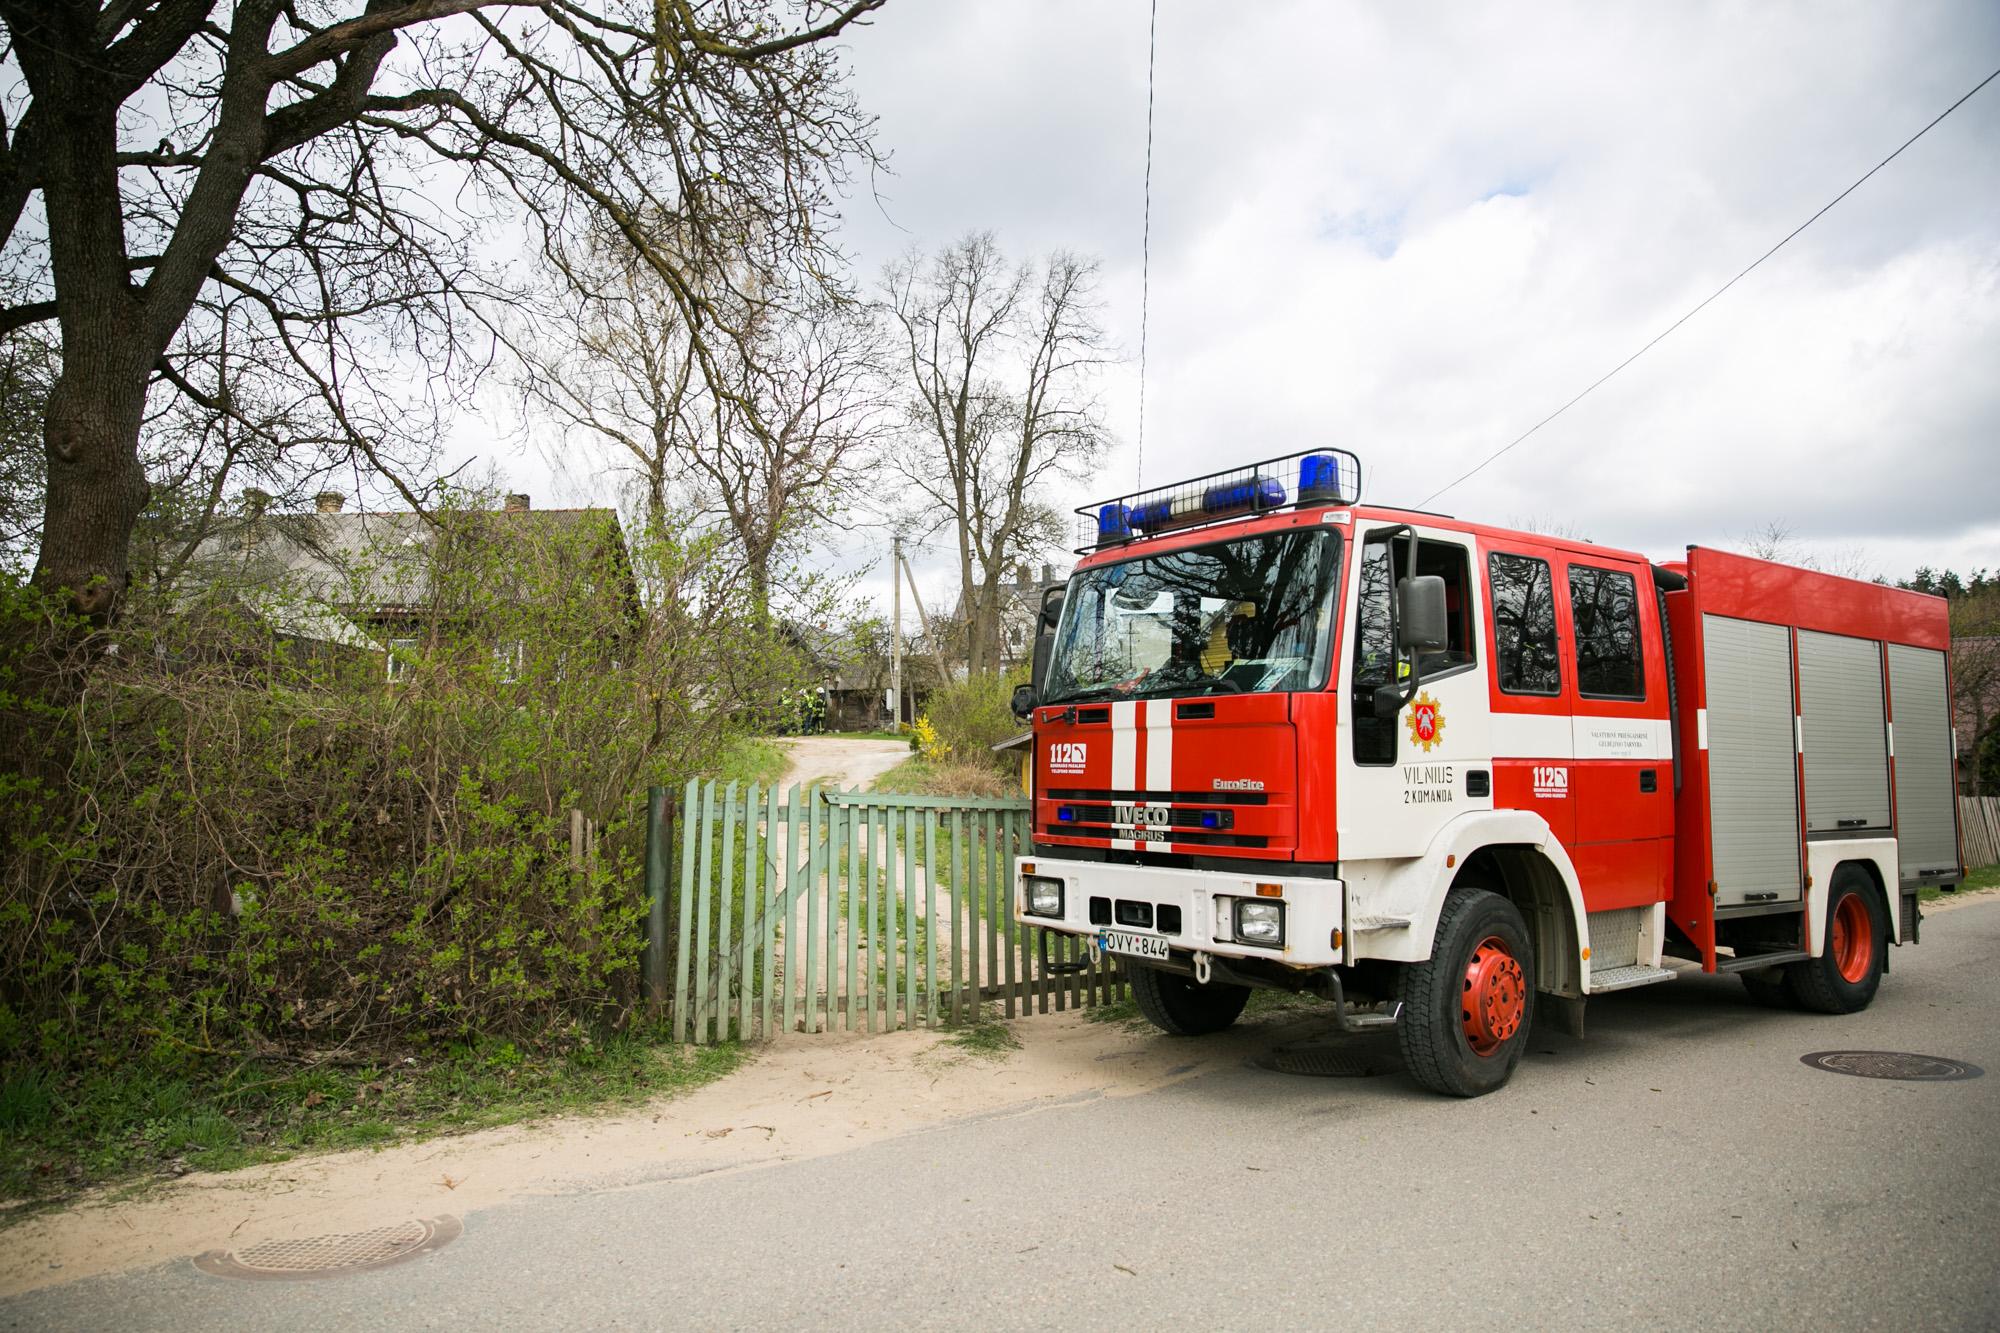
top-left (1025, 876), bottom-right (1064, 918)
top-left (1234, 899), bottom-right (1285, 947)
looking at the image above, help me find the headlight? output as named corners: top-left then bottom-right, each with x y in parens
top-left (1234, 899), bottom-right (1285, 947)
top-left (1025, 876), bottom-right (1064, 918)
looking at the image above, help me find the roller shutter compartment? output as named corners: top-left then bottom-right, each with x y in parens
top-left (1797, 630), bottom-right (1890, 833)
top-left (1887, 644), bottom-right (1960, 881)
top-left (1702, 615), bottom-right (1802, 906)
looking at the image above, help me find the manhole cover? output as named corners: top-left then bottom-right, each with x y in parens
top-left (195, 1216), bottom-right (462, 1282)
top-left (1800, 1051), bottom-right (1983, 1082)
top-left (1254, 1045), bottom-right (1391, 1078)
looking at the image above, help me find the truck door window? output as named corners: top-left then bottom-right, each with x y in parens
top-left (1568, 564), bottom-right (1645, 700)
top-left (1351, 534), bottom-right (1475, 765)
top-left (1488, 552), bottom-right (1561, 695)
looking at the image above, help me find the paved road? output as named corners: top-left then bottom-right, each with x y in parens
top-left (10, 900), bottom-right (1999, 1331)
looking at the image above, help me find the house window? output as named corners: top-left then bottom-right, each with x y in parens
top-left (1567, 565), bottom-right (1645, 699)
top-left (1488, 553), bottom-right (1561, 695)
top-left (493, 640), bottom-right (524, 683)
top-left (386, 638), bottom-right (418, 683)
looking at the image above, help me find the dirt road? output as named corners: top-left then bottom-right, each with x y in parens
top-left (776, 735), bottom-right (908, 792)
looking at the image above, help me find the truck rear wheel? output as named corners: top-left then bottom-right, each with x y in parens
top-left (1128, 962), bottom-right (1249, 1036)
top-left (1787, 868), bottom-right (1887, 1014)
top-left (1397, 888), bottom-right (1534, 1097)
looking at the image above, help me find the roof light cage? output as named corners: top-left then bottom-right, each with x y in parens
top-left (1075, 448), bottom-right (1363, 552)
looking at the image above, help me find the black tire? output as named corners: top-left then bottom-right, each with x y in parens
top-left (1786, 867), bottom-right (1887, 1014)
top-left (1397, 887), bottom-right (1534, 1097)
top-left (1128, 962), bottom-right (1249, 1036)
top-left (1740, 971), bottom-right (1796, 1009)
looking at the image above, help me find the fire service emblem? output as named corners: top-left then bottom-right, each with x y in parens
top-left (1405, 691), bottom-right (1445, 753)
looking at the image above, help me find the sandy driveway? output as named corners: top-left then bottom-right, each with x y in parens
top-left (776, 735), bottom-right (908, 792)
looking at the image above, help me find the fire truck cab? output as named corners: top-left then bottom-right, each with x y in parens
top-left (1011, 450), bottom-right (1963, 1096)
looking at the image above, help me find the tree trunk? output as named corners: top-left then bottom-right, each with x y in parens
top-left (34, 366), bottom-right (154, 618)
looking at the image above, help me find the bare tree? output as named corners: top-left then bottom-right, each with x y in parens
top-left (1945, 587), bottom-right (2000, 798)
top-left (689, 296), bottom-right (893, 613)
top-left (884, 233), bottom-right (1107, 675)
top-left (522, 238), bottom-right (892, 613)
top-left (1740, 520), bottom-right (1879, 581)
top-left (0, 0), bottom-right (885, 630)
top-left (1510, 513), bottom-right (1591, 542)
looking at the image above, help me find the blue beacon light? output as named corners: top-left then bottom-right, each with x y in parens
top-left (1298, 452), bottom-right (1343, 502)
top-left (1097, 503), bottom-right (1133, 542)
top-left (1203, 476), bottom-right (1285, 512)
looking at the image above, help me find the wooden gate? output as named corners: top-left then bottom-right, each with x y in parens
top-left (643, 782), bottom-right (1126, 1043)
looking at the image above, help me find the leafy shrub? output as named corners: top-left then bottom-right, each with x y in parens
top-left (0, 497), bottom-right (813, 1069)
top-left (919, 672), bottom-right (1024, 776)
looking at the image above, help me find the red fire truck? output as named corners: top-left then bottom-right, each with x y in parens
top-left (1010, 449), bottom-right (1963, 1096)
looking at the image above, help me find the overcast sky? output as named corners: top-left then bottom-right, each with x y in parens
top-left (522, 1), bottom-right (2000, 609)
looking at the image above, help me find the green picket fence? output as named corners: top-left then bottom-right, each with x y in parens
top-left (642, 781), bottom-right (1127, 1043)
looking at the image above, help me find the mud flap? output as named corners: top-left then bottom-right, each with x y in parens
top-left (1544, 992), bottom-right (1586, 1038)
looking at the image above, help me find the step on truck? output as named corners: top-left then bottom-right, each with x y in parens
top-left (1010, 450), bottom-right (1963, 1096)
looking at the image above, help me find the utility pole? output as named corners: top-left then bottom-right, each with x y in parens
top-left (889, 533), bottom-right (903, 732)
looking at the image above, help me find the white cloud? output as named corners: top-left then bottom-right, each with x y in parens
top-left (835, 0), bottom-right (2000, 585)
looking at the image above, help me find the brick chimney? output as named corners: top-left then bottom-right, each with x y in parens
top-left (504, 493), bottom-right (531, 513)
top-left (315, 490), bottom-right (345, 513)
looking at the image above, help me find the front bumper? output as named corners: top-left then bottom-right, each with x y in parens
top-left (1013, 856), bottom-right (1344, 968)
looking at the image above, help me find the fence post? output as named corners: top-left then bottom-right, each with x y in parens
top-left (644, 786), bottom-right (672, 1018)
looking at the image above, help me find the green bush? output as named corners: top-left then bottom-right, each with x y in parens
top-left (0, 497), bottom-right (812, 1070)
top-left (917, 671), bottom-right (1026, 776)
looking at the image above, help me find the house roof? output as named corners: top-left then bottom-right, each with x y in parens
top-left (182, 503), bottom-right (632, 641)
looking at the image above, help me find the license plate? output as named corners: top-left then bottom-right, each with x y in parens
top-left (1098, 929), bottom-right (1168, 960)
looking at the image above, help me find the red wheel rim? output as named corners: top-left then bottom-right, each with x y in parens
top-left (1830, 892), bottom-right (1872, 984)
top-left (1462, 935), bottom-right (1526, 1056)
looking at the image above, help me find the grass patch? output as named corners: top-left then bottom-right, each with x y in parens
top-left (943, 1007), bottom-right (1021, 1058)
top-left (1243, 988), bottom-right (1324, 1018)
top-left (710, 734), bottom-right (789, 788)
top-left (1084, 986), bottom-right (1320, 1032)
top-left (1084, 997), bottom-right (1140, 1025)
top-left (0, 1034), bottom-right (744, 1219)
top-left (1924, 862), bottom-right (2000, 901)
top-left (873, 755), bottom-right (1019, 800)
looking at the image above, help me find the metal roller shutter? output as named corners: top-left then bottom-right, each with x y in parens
top-left (1798, 630), bottom-right (1890, 833)
top-left (1703, 615), bottom-right (1802, 905)
top-left (1887, 644), bottom-right (1960, 880)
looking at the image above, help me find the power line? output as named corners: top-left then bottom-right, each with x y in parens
top-left (1421, 61), bottom-right (2000, 508)
top-left (1134, 0), bottom-right (1158, 489)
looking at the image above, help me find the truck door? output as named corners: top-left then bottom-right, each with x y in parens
top-left (1484, 547), bottom-right (1576, 846)
top-left (1337, 523), bottom-right (1494, 861)
top-left (1563, 560), bottom-right (1674, 909)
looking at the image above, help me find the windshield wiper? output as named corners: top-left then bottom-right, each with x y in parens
top-left (1039, 683), bottom-right (1127, 707)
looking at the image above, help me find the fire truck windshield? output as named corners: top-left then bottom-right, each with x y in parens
top-left (1043, 528), bottom-right (1342, 704)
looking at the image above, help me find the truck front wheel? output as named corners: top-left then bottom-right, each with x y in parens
top-left (1397, 888), bottom-right (1535, 1097)
top-left (1128, 962), bottom-right (1249, 1036)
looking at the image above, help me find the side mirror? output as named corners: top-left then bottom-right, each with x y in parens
top-left (1030, 586), bottom-right (1065, 696)
top-left (1011, 683), bottom-right (1037, 720)
top-left (1396, 575), bottom-right (1447, 652)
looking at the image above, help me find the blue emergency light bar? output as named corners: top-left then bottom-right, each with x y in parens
top-left (1077, 448), bottom-right (1362, 551)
